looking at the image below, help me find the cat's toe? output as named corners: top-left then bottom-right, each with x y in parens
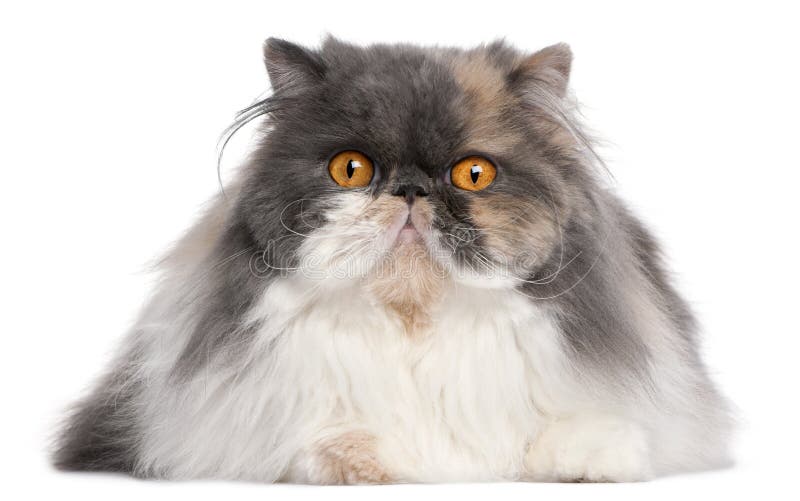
top-left (308, 431), bottom-right (392, 485)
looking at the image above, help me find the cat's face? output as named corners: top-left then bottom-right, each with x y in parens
top-left (237, 38), bottom-right (587, 291)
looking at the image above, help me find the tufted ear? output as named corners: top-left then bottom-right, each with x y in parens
top-left (509, 43), bottom-right (573, 98)
top-left (263, 38), bottom-right (326, 94)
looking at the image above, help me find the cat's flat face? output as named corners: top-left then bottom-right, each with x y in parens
top-left (237, 38), bottom-right (584, 293)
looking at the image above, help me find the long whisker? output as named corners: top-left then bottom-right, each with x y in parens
top-left (216, 95), bottom-right (296, 198)
top-left (514, 224), bottom-right (612, 301)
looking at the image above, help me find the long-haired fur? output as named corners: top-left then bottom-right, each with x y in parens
top-left (53, 37), bottom-right (732, 483)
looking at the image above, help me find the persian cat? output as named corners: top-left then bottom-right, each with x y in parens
top-left (54, 37), bottom-right (732, 483)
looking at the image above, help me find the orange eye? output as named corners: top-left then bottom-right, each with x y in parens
top-left (450, 156), bottom-right (496, 191)
top-left (328, 151), bottom-right (374, 188)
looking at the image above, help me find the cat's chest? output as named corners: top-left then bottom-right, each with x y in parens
top-left (263, 275), bottom-right (545, 353)
top-left (251, 276), bottom-right (563, 479)
top-left (257, 276), bottom-right (559, 415)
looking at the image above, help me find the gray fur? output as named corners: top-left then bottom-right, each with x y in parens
top-left (53, 37), bottom-right (732, 478)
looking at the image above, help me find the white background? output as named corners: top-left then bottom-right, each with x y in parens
top-left (2, 1), bottom-right (798, 499)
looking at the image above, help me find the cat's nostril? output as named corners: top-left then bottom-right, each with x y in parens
top-left (392, 184), bottom-right (428, 204)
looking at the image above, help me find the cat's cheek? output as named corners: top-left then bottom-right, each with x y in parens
top-left (469, 194), bottom-right (559, 275)
top-left (292, 192), bottom-right (394, 279)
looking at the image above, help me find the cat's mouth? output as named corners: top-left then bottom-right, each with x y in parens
top-left (397, 215), bottom-right (419, 243)
top-left (384, 203), bottom-right (431, 248)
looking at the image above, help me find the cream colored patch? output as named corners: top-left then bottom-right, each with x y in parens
top-left (363, 195), bottom-right (447, 337)
top-left (470, 194), bottom-right (558, 272)
top-left (362, 191), bottom-right (407, 227)
top-left (366, 240), bottom-right (446, 336)
top-left (450, 52), bottom-right (525, 155)
top-left (450, 47), bottom-right (582, 157)
top-left (314, 431), bottom-right (392, 484)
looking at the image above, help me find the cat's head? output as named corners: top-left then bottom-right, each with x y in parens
top-left (232, 37), bottom-right (596, 293)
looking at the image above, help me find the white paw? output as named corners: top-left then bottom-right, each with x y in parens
top-left (525, 414), bottom-right (653, 482)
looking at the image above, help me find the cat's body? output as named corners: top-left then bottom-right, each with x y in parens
top-left (54, 38), bottom-right (732, 483)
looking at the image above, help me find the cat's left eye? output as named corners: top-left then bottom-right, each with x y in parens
top-left (328, 151), bottom-right (374, 188)
top-left (450, 156), bottom-right (497, 191)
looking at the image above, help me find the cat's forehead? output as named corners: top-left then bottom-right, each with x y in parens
top-left (315, 42), bottom-right (524, 166)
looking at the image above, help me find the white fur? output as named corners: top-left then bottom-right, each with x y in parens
top-left (137, 274), bottom-right (560, 481)
top-left (126, 191), bottom-right (729, 482)
top-left (524, 414), bottom-right (652, 482)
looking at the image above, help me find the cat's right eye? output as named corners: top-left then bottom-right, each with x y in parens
top-left (328, 151), bottom-right (374, 188)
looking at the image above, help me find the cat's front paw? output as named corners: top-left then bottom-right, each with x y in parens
top-left (304, 430), bottom-right (392, 485)
top-left (524, 414), bottom-right (653, 482)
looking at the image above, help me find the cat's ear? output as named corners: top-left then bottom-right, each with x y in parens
top-left (509, 43), bottom-right (572, 98)
top-left (263, 38), bottom-right (326, 94)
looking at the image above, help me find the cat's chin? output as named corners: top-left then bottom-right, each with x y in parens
top-left (396, 221), bottom-right (421, 244)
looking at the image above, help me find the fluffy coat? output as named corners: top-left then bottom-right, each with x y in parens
top-left (53, 37), bottom-right (732, 483)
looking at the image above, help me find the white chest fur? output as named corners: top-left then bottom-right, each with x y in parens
top-left (247, 275), bottom-right (569, 482)
top-left (139, 274), bottom-right (572, 481)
